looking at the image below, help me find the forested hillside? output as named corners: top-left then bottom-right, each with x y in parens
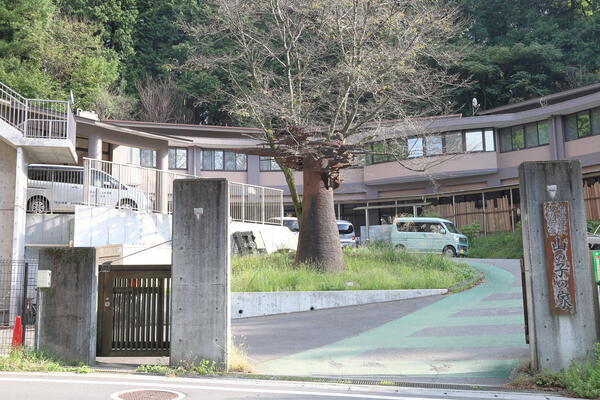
top-left (1, 0), bottom-right (598, 124)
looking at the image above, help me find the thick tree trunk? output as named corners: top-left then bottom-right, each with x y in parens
top-left (295, 157), bottom-right (345, 271)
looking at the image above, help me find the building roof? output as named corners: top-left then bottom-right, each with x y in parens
top-left (479, 82), bottom-right (600, 115)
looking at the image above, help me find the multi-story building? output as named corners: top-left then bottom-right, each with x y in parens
top-left (73, 83), bottom-right (600, 234)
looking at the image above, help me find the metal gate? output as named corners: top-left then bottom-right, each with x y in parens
top-left (97, 265), bottom-right (171, 357)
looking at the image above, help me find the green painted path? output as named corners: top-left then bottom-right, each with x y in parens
top-left (256, 259), bottom-right (528, 381)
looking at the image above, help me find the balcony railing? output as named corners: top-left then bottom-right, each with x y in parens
top-left (0, 81), bottom-right (75, 143)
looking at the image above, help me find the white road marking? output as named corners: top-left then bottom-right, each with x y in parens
top-left (0, 376), bottom-right (438, 399)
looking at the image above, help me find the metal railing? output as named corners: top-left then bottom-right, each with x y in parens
top-left (83, 158), bottom-right (194, 214)
top-left (27, 158), bottom-right (284, 222)
top-left (0, 81), bottom-right (74, 141)
top-left (229, 182), bottom-right (283, 225)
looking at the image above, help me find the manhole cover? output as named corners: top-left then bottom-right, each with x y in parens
top-left (111, 389), bottom-right (185, 400)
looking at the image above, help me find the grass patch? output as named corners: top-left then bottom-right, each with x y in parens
top-left (232, 244), bottom-right (476, 292)
top-left (511, 344), bottom-right (600, 398)
top-left (468, 230), bottom-right (523, 259)
top-left (0, 349), bottom-right (91, 373)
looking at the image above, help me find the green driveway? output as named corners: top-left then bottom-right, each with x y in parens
top-left (256, 260), bottom-right (528, 381)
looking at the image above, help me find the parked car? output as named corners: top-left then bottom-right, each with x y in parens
top-left (270, 217), bottom-right (357, 248)
top-left (26, 164), bottom-right (149, 213)
top-left (337, 219), bottom-right (358, 248)
top-left (390, 217), bottom-right (469, 257)
top-left (589, 225), bottom-right (600, 250)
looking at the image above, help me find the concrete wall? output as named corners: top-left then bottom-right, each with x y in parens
top-left (232, 289), bottom-right (447, 319)
top-left (38, 247), bottom-right (97, 365)
top-left (26, 214), bottom-right (74, 246)
top-left (0, 140), bottom-right (17, 260)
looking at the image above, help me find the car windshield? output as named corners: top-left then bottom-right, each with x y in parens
top-left (444, 222), bottom-right (459, 234)
top-left (283, 219), bottom-right (299, 232)
top-left (337, 223), bottom-right (354, 235)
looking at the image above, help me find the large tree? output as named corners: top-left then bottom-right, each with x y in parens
top-left (185, 0), bottom-right (466, 271)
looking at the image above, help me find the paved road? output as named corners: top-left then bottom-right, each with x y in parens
top-left (0, 372), bottom-right (575, 400)
top-left (233, 259), bottom-right (528, 385)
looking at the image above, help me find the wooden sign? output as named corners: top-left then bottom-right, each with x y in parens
top-left (543, 201), bottom-right (576, 314)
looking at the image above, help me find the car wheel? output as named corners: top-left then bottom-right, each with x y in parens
top-left (395, 244), bottom-right (406, 251)
top-left (119, 199), bottom-right (138, 210)
top-left (443, 246), bottom-right (457, 257)
top-left (28, 196), bottom-right (49, 214)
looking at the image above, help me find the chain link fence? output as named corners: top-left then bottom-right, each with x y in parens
top-left (0, 260), bottom-right (38, 355)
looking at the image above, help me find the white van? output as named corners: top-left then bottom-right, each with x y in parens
top-left (26, 164), bottom-right (149, 213)
top-left (390, 217), bottom-right (469, 257)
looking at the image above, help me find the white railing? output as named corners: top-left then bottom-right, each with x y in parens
top-left (0, 81), bottom-right (74, 141)
top-left (83, 158), bottom-right (194, 213)
top-left (27, 158), bottom-right (283, 222)
top-left (229, 182), bottom-right (283, 225)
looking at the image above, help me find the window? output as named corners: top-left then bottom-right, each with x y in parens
top-left (484, 129), bottom-right (495, 152)
top-left (201, 150), bottom-right (247, 171)
top-left (499, 120), bottom-right (549, 152)
top-left (445, 132), bottom-right (463, 153)
top-left (407, 137), bottom-right (423, 158)
top-left (260, 157), bottom-right (282, 171)
top-left (511, 126), bottom-right (525, 150)
top-left (168, 148), bottom-right (188, 170)
top-left (128, 148), bottom-right (156, 168)
top-left (425, 136), bottom-right (443, 156)
top-left (465, 130), bottom-right (484, 152)
top-left (564, 107), bottom-right (600, 141)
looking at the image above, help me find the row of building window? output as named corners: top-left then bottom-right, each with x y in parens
top-left (564, 107), bottom-right (600, 141)
top-left (364, 128), bottom-right (495, 166)
top-left (201, 149), bottom-right (247, 171)
top-left (499, 120), bottom-right (549, 152)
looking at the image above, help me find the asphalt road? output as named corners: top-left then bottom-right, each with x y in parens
top-left (0, 372), bottom-right (575, 400)
top-left (232, 259), bottom-right (528, 384)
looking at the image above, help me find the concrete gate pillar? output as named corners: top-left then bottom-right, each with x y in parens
top-left (38, 248), bottom-right (98, 365)
top-left (519, 161), bottom-right (599, 372)
top-left (171, 178), bottom-right (230, 368)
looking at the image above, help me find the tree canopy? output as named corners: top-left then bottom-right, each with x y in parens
top-left (0, 0), bottom-right (598, 120)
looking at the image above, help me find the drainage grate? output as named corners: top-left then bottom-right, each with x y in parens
top-left (111, 389), bottom-right (185, 400)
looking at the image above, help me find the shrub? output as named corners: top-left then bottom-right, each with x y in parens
top-left (460, 222), bottom-right (481, 243)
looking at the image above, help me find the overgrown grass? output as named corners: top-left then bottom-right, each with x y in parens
top-left (0, 349), bottom-right (91, 373)
top-left (231, 244), bottom-right (476, 292)
top-left (511, 344), bottom-right (600, 398)
top-left (467, 229), bottom-right (524, 259)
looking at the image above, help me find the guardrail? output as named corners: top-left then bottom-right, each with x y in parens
top-left (0, 81), bottom-right (74, 141)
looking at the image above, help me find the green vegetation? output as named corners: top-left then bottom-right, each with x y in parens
top-left (0, 349), bottom-right (91, 373)
top-left (231, 245), bottom-right (476, 292)
top-left (2, 0), bottom-right (600, 123)
top-left (512, 344), bottom-right (600, 399)
top-left (467, 229), bottom-right (524, 259)
top-left (589, 220), bottom-right (600, 233)
top-left (136, 360), bottom-right (218, 377)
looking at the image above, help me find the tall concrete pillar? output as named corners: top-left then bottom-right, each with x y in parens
top-left (38, 248), bottom-right (98, 365)
top-left (519, 161), bottom-right (599, 372)
top-left (88, 133), bottom-right (102, 160)
top-left (171, 178), bottom-right (230, 368)
top-left (157, 146), bottom-right (169, 213)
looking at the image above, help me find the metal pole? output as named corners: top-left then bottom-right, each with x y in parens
top-left (482, 191), bottom-right (487, 235)
top-left (21, 262), bottom-right (29, 346)
top-left (510, 188), bottom-right (515, 232)
top-left (23, 99), bottom-right (28, 137)
top-left (365, 202), bottom-right (370, 241)
top-left (452, 195), bottom-right (456, 221)
top-left (261, 187), bottom-right (265, 224)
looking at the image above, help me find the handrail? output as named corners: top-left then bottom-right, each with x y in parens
top-left (0, 81), bottom-right (74, 141)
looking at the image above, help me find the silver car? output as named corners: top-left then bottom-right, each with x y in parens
top-left (338, 219), bottom-right (357, 248)
top-left (27, 164), bottom-right (149, 213)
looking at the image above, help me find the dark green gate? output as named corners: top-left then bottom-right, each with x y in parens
top-left (97, 265), bottom-right (171, 357)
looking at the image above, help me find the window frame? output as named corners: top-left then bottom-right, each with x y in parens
top-left (259, 156), bottom-right (282, 172)
top-left (563, 107), bottom-right (600, 142)
top-left (201, 149), bottom-right (247, 171)
top-left (499, 120), bottom-right (551, 152)
top-left (168, 147), bottom-right (188, 171)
